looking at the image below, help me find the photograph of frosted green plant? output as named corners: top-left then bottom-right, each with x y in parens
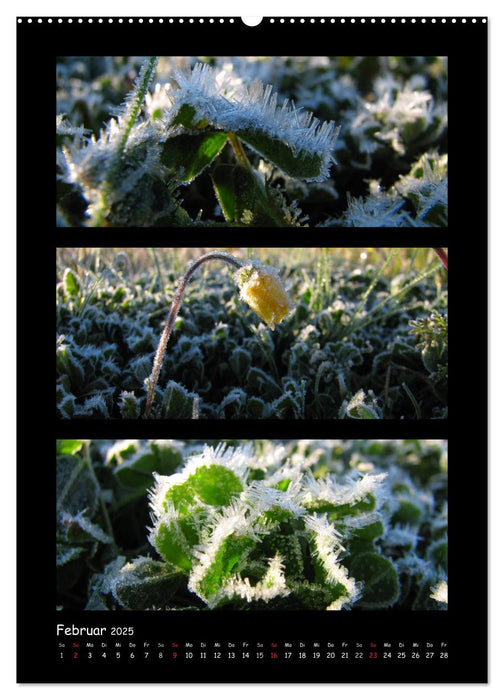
top-left (57, 439), bottom-right (447, 611)
top-left (56, 247), bottom-right (448, 420)
top-left (57, 56), bottom-right (447, 227)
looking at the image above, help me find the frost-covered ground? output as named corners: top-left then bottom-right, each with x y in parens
top-left (56, 247), bottom-right (448, 420)
top-left (57, 56), bottom-right (447, 227)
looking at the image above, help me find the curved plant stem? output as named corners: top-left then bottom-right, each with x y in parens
top-left (144, 251), bottom-right (244, 418)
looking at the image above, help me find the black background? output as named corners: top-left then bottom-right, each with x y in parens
top-left (18, 16), bottom-right (487, 683)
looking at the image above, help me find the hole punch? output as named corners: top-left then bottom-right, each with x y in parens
top-left (241, 16), bottom-right (262, 27)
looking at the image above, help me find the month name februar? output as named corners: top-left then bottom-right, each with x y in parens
top-left (56, 624), bottom-right (106, 636)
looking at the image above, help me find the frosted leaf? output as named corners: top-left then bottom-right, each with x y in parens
top-left (383, 524), bottom-right (421, 549)
top-left (304, 513), bottom-right (361, 604)
top-left (187, 501), bottom-right (259, 602)
top-left (57, 545), bottom-right (87, 567)
top-left (110, 556), bottom-right (184, 610)
top-left (86, 556), bottom-right (127, 610)
top-left (394, 553), bottom-right (431, 576)
top-left (182, 443), bottom-right (252, 482)
top-left (165, 62), bottom-right (340, 182)
top-left (60, 510), bottom-right (113, 544)
top-left (105, 439), bottom-right (140, 464)
top-left (339, 194), bottom-right (408, 228)
top-left (216, 553), bottom-right (290, 606)
top-left (242, 480), bottom-right (306, 519)
top-left (303, 471), bottom-right (386, 510)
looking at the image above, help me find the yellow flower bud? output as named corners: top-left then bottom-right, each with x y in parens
top-left (235, 263), bottom-right (293, 330)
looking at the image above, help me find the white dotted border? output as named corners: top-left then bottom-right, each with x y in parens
top-left (17, 17), bottom-right (488, 24)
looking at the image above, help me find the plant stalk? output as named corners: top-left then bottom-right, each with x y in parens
top-left (93, 56), bottom-right (159, 226)
top-left (432, 247), bottom-right (448, 270)
top-left (144, 251), bottom-right (244, 418)
top-left (227, 132), bottom-right (287, 227)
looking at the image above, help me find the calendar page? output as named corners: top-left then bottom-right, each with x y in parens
top-left (17, 15), bottom-right (487, 683)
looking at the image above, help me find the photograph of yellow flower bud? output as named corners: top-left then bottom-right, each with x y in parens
top-left (56, 247), bottom-right (447, 420)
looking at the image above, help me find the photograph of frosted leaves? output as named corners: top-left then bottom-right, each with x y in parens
top-left (56, 248), bottom-right (447, 420)
top-left (56, 439), bottom-right (447, 611)
top-left (56, 56), bottom-right (447, 227)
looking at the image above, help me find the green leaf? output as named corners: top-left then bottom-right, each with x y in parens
top-left (196, 535), bottom-right (255, 600)
top-left (392, 500), bottom-right (423, 526)
top-left (211, 164), bottom-right (287, 226)
top-left (64, 513), bottom-right (113, 545)
top-left (57, 544), bottom-right (87, 567)
top-left (56, 454), bottom-right (98, 516)
top-left (160, 380), bottom-right (198, 419)
top-left (352, 519), bottom-right (385, 542)
top-left (348, 552), bottom-right (399, 609)
top-left (154, 520), bottom-right (194, 572)
top-left (237, 129), bottom-right (323, 180)
top-left (161, 131), bottom-right (228, 182)
top-left (57, 345), bottom-right (85, 389)
top-left (287, 581), bottom-right (335, 609)
top-left (163, 482), bottom-right (197, 513)
top-left (63, 268), bottom-right (80, 296)
top-left (112, 440), bottom-right (180, 490)
top-left (428, 540), bottom-right (447, 570)
top-left (212, 164), bottom-right (239, 222)
top-left (151, 442), bottom-right (183, 475)
top-left (306, 493), bottom-right (377, 518)
top-left (57, 439), bottom-right (85, 455)
top-left (247, 396), bottom-right (266, 418)
top-left (262, 533), bottom-right (304, 578)
top-left (113, 451), bottom-right (159, 489)
top-left (172, 104), bottom-right (208, 129)
top-left (118, 391), bottom-right (141, 419)
top-left (187, 464), bottom-right (243, 506)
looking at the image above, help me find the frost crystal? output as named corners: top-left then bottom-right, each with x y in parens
top-left (167, 62), bottom-right (340, 182)
top-left (218, 553), bottom-right (290, 605)
top-left (182, 443), bottom-right (251, 481)
top-left (242, 480), bottom-right (306, 518)
top-left (304, 513), bottom-right (361, 607)
top-left (303, 471), bottom-right (386, 509)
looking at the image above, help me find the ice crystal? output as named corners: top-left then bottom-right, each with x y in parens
top-left (242, 480), bottom-right (306, 519)
top-left (338, 193), bottom-right (408, 227)
top-left (303, 471), bottom-right (386, 510)
top-left (218, 553), bottom-right (290, 604)
top-left (167, 62), bottom-right (340, 182)
top-left (186, 444), bottom-right (251, 480)
top-left (60, 510), bottom-right (113, 545)
top-left (384, 524), bottom-right (422, 549)
top-left (304, 513), bottom-right (361, 607)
